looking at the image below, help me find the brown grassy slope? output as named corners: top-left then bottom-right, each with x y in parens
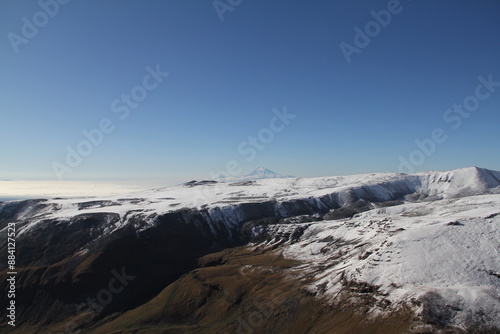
top-left (87, 246), bottom-right (415, 334)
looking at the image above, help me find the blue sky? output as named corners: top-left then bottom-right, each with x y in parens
top-left (1, 0), bottom-right (499, 185)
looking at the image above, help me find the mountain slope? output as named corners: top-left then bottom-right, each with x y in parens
top-left (276, 194), bottom-right (500, 332)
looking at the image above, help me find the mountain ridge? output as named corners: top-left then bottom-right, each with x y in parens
top-left (0, 166), bottom-right (499, 333)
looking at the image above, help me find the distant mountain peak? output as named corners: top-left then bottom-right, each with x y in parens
top-left (247, 167), bottom-right (277, 175)
top-left (242, 167), bottom-right (294, 180)
top-left (214, 167), bottom-right (294, 182)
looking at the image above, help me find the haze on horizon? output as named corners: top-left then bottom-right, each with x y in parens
top-left (1, 0), bottom-right (499, 187)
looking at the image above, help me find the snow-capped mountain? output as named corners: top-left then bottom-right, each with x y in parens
top-left (242, 167), bottom-right (294, 180)
top-left (0, 166), bottom-right (499, 333)
top-left (214, 167), bottom-right (293, 182)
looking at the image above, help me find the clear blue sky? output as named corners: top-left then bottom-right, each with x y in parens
top-left (1, 0), bottom-right (499, 185)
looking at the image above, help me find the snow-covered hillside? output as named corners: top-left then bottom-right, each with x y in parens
top-left (1, 166), bottom-right (499, 332)
top-left (260, 194), bottom-right (500, 331)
